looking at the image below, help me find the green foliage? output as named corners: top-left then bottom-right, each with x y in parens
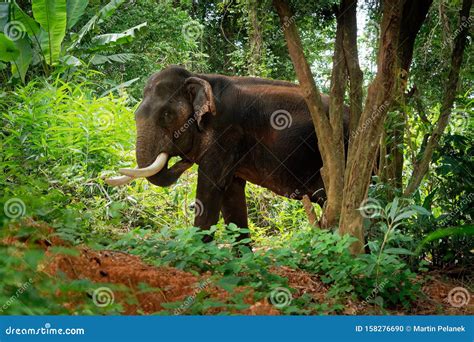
top-left (405, 122), bottom-right (473, 268)
top-left (1, 71), bottom-right (135, 238)
top-left (107, 218), bottom-right (423, 313)
top-left (358, 197), bottom-right (430, 307)
top-left (96, 0), bottom-right (205, 97)
top-left (67, 0), bottom-right (89, 30)
top-left (415, 225), bottom-right (474, 255)
top-left (0, 32), bottom-right (19, 61)
top-left (0, 0), bottom-right (147, 84)
top-left (401, 4), bottom-right (473, 270)
top-left (32, 0), bottom-right (68, 64)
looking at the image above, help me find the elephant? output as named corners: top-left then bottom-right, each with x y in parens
top-left (106, 65), bottom-right (349, 242)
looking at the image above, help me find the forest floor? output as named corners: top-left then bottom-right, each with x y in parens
top-left (6, 219), bottom-right (474, 315)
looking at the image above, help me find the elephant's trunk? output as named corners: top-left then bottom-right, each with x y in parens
top-left (134, 129), bottom-right (193, 187)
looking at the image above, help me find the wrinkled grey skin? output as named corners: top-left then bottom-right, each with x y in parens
top-left (134, 67), bottom-right (196, 186)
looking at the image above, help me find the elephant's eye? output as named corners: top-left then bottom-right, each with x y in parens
top-left (158, 111), bottom-right (172, 126)
top-left (161, 111), bottom-right (171, 120)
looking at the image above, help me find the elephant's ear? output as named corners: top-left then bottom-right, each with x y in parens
top-left (185, 77), bottom-right (216, 130)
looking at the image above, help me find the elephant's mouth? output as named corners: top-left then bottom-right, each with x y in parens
top-left (105, 152), bottom-right (192, 187)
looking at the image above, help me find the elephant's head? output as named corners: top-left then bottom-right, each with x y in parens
top-left (112, 66), bottom-right (217, 187)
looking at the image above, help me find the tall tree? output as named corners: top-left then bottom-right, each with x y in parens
top-left (405, 0), bottom-right (472, 195)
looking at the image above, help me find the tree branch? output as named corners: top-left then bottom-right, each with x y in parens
top-left (341, 0), bottom-right (363, 138)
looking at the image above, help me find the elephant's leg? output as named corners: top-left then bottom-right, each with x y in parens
top-left (221, 177), bottom-right (250, 243)
top-left (194, 163), bottom-right (234, 243)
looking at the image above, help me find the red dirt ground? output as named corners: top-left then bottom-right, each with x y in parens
top-left (4, 219), bottom-right (473, 315)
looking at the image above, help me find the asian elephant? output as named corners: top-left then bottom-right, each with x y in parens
top-left (107, 65), bottom-right (349, 242)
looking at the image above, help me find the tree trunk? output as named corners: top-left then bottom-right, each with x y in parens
top-left (247, 0), bottom-right (264, 76)
top-left (302, 195), bottom-right (319, 228)
top-left (273, 0), bottom-right (350, 228)
top-left (324, 2), bottom-right (348, 227)
top-left (404, 0), bottom-right (472, 196)
top-left (339, 0), bottom-right (406, 254)
top-left (382, 0), bottom-right (433, 193)
top-left (342, 0), bottom-right (363, 138)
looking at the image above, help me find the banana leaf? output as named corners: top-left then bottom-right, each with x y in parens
top-left (414, 224), bottom-right (474, 255)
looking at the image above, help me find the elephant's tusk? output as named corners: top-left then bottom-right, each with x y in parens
top-left (118, 152), bottom-right (169, 178)
top-left (104, 175), bottom-right (134, 187)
